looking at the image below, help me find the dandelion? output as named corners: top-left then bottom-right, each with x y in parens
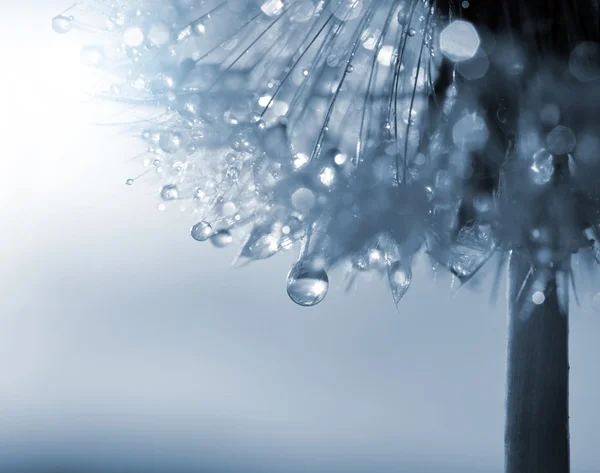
top-left (57, 0), bottom-right (600, 471)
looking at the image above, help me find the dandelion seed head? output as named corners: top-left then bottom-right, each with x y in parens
top-left (58, 0), bottom-right (600, 307)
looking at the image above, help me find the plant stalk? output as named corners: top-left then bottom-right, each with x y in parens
top-left (506, 251), bottom-right (569, 473)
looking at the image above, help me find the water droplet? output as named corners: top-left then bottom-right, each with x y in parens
top-left (530, 148), bottom-right (554, 185)
top-left (126, 178), bottom-right (134, 185)
top-left (210, 229), bottom-right (233, 247)
top-left (191, 221), bottom-right (213, 241)
top-left (439, 20), bottom-right (480, 62)
top-left (318, 166), bottom-right (336, 187)
top-left (291, 187), bottom-right (315, 212)
top-left (532, 291), bottom-right (545, 305)
top-left (159, 131), bottom-right (183, 153)
top-left (388, 261), bottom-right (412, 307)
top-left (407, 28), bottom-right (416, 37)
top-left (160, 184), bottom-right (179, 200)
top-left (123, 27), bottom-right (145, 47)
top-left (52, 15), bottom-right (72, 34)
top-left (569, 42), bottom-right (600, 82)
top-left (287, 260), bottom-right (329, 307)
top-left (292, 153), bottom-right (310, 170)
top-left (226, 167), bottom-right (240, 181)
top-left (547, 125), bottom-right (576, 155)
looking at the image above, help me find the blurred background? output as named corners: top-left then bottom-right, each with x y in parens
top-left (1, 1), bottom-right (600, 472)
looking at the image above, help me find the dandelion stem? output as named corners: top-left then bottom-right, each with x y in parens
top-left (506, 251), bottom-right (569, 473)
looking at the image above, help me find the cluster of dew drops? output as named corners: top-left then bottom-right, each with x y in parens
top-left (51, 0), bottom-right (432, 308)
top-left (52, 1), bottom-right (600, 311)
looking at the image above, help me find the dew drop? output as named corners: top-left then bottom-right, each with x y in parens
top-left (286, 260), bottom-right (329, 307)
top-left (211, 229), bottom-right (233, 247)
top-left (547, 125), bottom-right (576, 155)
top-left (388, 261), bottom-right (412, 307)
top-left (226, 167), bottom-right (240, 181)
top-left (530, 148), bottom-right (554, 185)
top-left (532, 291), bottom-right (545, 305)
top-left (160, 184), bottom-right (179, 200)
top-left (123, 26), bottom-right (145, 47)
top-left (159, 131), bottom-right (183, 153)
top-left (439, 20), bottom-right (480, 62)
top-left (291, 187), bottom-right (315, 212)
top-left (318, 166), bottom-right (336, 187)
top-left (191, 221), bottom-right (213, 241)
top-left (407, 28), bottom-right (416, 37)
top-left (126, 178), bottom-right (134, 186)
top-left (52, 15), bottom-right (72, 34)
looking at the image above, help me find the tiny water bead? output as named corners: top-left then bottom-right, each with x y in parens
top-left (160, 184), bottom-right (180, 200)
top-left (126, 178), bottom-right (134, 185)
top-left (191, 221), bottom-right (213, 242)
top-left (286, 260), bottom-right (329, 307)
top-left (211, 229), bottom-right (233, 247)
top-left (52, 15), bottom-right (73, 34)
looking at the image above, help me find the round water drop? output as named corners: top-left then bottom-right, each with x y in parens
top-left (191, 221), bottom-right (213, 241)
top-left (126, 178), bottom-right (134, 186)
top-left (226, 167), bottom-right (240, 181)
top-left (211, 229), bottom-right (233, 247)
top-left (123, 26), bottom-right (145, 47)
top-left (286, 260), bottom-right (329, 307)
top-left (547, 125), bottom-right (576, 155)
top-left (291, 187), bottom-right (315, 212)
top-left (407, 28), bottom-right (416, 37)
top-left (569, 42), bottom-right (600, 82)
top-left (439, 20), bottom-right (480, 62)
top-left (532, 291), bottom-right (545, 305)
top-left (160, 184), bottom-right (179, 200)
top-left (52, 15), bottom-right (72, 34)
top-left (159, 131), bottom-right (183, 153)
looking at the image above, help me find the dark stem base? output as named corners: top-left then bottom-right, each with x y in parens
top-left (506, 252), bottom-right (570, 473)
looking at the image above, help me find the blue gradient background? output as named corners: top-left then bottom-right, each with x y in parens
top-left (1, 1), bottom-right (600, 472)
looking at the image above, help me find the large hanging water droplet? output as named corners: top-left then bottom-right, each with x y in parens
top-left (160, 184), bottom-right (179, 200)
top-left (286, 260), bottom-right (329, 307)
top-left (52, 15), bottom-right (73, 34)
top-left (191, 221), bottom-right (213, 241)
top-left (388, 261), bottom-right (412, 307)
top-left (210, 229), bottom-right (233, 247)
